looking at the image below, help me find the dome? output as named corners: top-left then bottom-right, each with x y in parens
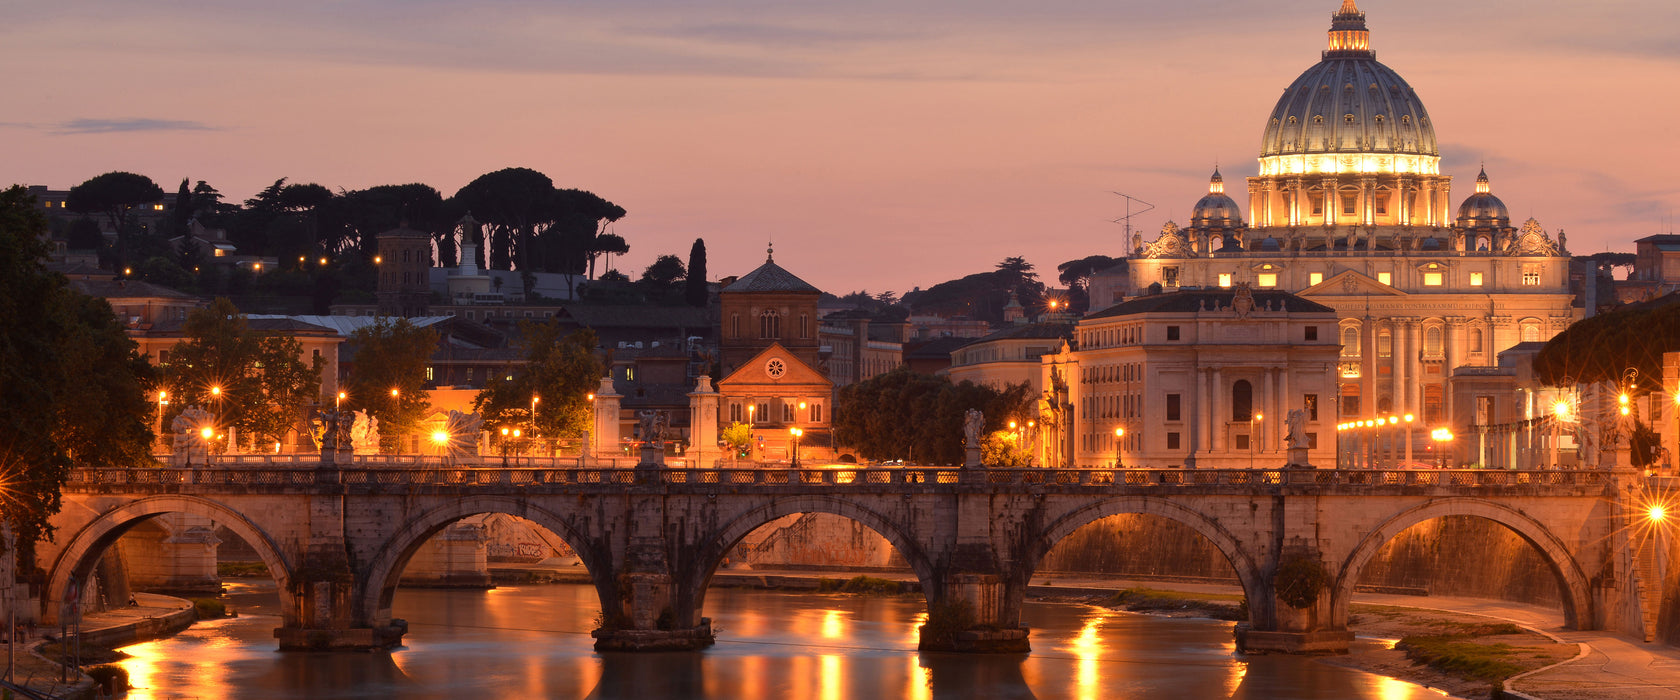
top-left (1189, 169), bottom-right (1245, 229)
top-left (1258, 1), bottom-right (1438, 167)
top-left (1456, 168), bottom-right (1510, 229)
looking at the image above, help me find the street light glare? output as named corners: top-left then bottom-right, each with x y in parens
top-left (200, 427), bottom-right (214, 439)
top-left (431, 431), bottom-right (450, 445)
top-left (1650, 505), bottom-right (1667, 522)
top-left (1553, 401), bottom-right (1571, 420)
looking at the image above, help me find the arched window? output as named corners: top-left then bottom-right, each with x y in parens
top-left (1470, 328), bottom-right (1484, 354)
top-left (1476, 235), bottom-right (1491, 251)
top-left (1521, 321), bottom-right (1541, 343)
top-left (1232, 380), bottom-right (1253, 422)
top-left (1425, 326), bottom-right (1442, 356)
top-left (1209, 235), bottom-right (1224, 251)
top-left (1341, 326), bottom-right (1360, 356)
top-left (1377, 331), bottom-right (1392, 358)
top-left (1377, 395), bottom-right (1393, 414)
top-left (731, 314), bottom-right (740, 338)
top-left (760, 310), bottom-right (781, 339)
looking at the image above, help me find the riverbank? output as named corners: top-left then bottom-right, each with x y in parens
top-left (3, 592), bottom-right (195, 699)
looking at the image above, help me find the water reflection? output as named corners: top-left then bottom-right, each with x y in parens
top-left (111, 582), bottom-right (1447, 700)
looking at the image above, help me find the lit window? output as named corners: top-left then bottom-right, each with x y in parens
top-left (153, 204), bottom-right (164, 211)
top-left (1218, 273), bottom-right (1232, 288)
top-left (1163, 267), bottom-right (1179, 287)
top-left (1309, 272), bottom-right (1323, 286)
top-left (425, 367), bottom-right (434, 381)
top-left (1469, 272), bottom-right (1484, 286)
top-left (1423, 272), bottom-right (1443, 286)
top-left (1377, 272), bottom-right (1392, 286)
top-left (1256, 273), bottom-right (1278, 287)
top-left (1522, 264), bottom-right (1542, 286)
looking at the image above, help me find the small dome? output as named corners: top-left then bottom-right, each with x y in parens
top-left (1456, 168), bottom-right (1510, 229)
top-left (1190, 169), bottom-right (1245, 229)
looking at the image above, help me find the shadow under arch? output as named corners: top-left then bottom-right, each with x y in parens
top-left (1025, 496), bottom-right (1268, 625)
top-left (45, 495), bottom-right (295, 626)
top-left (359, 495), bottom-right (607, 629)
top-left (686, 495), bottom-right (939, 618)
top-left (1331, 497), bottom-right (1593, 629)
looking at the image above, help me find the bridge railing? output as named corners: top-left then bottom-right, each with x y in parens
top-left (67, 465), bottom-right (1613, 490)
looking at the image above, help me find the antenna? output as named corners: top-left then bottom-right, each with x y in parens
top-left (1109, 191), bottom-right (1156, 247)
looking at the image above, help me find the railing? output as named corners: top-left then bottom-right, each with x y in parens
top-left (66, 465), bottom-right (1611, 491)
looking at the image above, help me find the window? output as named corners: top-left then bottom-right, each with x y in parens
top-left (1423, 272), bottom-right (1443, 286)
top-left (811, 403), bottom-right (823, 422)
top-left (1166, 394), bottom-right (1181, 421)
top-left (1167, 432), bottom-right (1181, 450)
top-left (1166, 326), bottom-right (1180, 341)
top-left (1163, 267), bottom-right (1179, 287)
top-left (1306, 326), bottom-right (1318, 341)
top-left (1375, 193), bottom-right (1387, 215)
top-left (800, 314), bottom-right (810, 339)
top-left (425, 367), bottom-right (434, 381)
top-left (1232, 380), bottom-right (1253, 421)
top-left (731, 314), bottom-right (740, 338)
top-left (760, 309), bottom-right (781, 338)
top-left (1309, 272), bottom-right (1324, 286)
top-left (1235, 434), bottom-right (1250, 450)
top-left (1310, 193), bottom-right (1324, 215)
top-left (1476, 396), bottom-right (1494, 425)
top-left (730, 403), bottom-right (742, 422)
top-left (1377, 331), bottom-right (1392, 357)
top-left (1257, 273), bottom-right (1278, 287)
top-left (782, 403), bottom-right (794, 421)
top-left (626, 367), bottom-right (636, 381)
top-left (1522, 264), bottom-right (1542, 286)
top-left (1304, 394), bottom-right (1319, 421)
top-left (1341, 385), bottom-right (1361, 416)
top-left (1218, 273), bottom-right (1232, 288)
top-left (756, 402), bottom-right (769, 423)
top-left (1377, 272), bottom-right (1392, 286)
top-left (1425, 327), bottom-right (1442, 355)
top-left (466, 367), bottom-right (475, 381)
top-left (1470, 328), bottom-right (1484, 354)
top-left (1469, 272), bottom-right (1484, 286)
top-left (1341, 193), bottom-right (1357, 216)
top-left (1521, 322), bottom-right (1541, 343)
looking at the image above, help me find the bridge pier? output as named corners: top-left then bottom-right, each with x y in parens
top-left (591, 506), bottom-right (715, 652)
top-left (920, 572), bottom-right (1030, 653)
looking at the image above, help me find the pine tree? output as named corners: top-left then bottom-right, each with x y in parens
top-left (685, 238), bottom-right (708, 307)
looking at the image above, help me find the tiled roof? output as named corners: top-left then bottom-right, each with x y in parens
top-left (972, 322), bottom-right (1075, 344)
top-left (1083, 289), bottom-right (1334, 319)
top-left (723, 260), bottom-right (820, 294)
top-left (69, 279), bottom-right (202, 301)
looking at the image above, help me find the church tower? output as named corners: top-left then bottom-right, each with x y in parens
top-left (719, 246), bottom-right (822, 377)
top-left (376, 226), bottom-right (432, 317)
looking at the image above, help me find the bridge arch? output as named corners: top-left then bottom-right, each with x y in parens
top-left (687, 495), bottom-right (938, 615)
top-left (1027, 496), bottom-right (1268, 625)
top-left (1331, 497), bottom-right (1593, 629)
top-left (45, 495), bottom-right (294, 626)
top-left (359, 496), bottom-right (605, 627)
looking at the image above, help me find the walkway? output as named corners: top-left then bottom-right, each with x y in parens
top-left (4, 592), bottom-right (190, 698)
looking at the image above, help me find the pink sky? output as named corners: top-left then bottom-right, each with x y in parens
top-left (5, 0), bottom-right (1677, 295)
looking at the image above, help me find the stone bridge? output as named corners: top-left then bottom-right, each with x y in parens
top-left (42, 458), bottom-right (1674, 654)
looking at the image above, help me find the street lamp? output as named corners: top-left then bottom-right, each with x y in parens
top-left (531, 395), bottom-right (540, 439)
top-left (337, 391), bottom-right (347, 410)
top-left (1250, 412), bottom-right (1262, 469)
top-left (1553, 400), bottom-right (1571, 469)
top-left (156, 391), bottom-right (169, 450)
top-left (1114, 426), bottom-right (1125, 468)
top-left (1431, 428), bottom-right (1454, 468)
top-left (789, 427), bottom-right (803, 468)
top-left (1403, 413), bottom-right (1415, 468)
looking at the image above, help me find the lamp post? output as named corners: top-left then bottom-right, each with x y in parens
top-left (1250, 412), bottom-right (1262, 469)
top-left (789, 427), bottom-right (803, 468)
top-left (1431, 428), bottom-right (1454, 468)
top-left (336, 391), bottom-right (346, 410)
top-left (156, 390), bottom-right (169, 451)
top-left (1403, 413), bottom-right (1415, 467)
top-left (531, 395), bottom-right (540, 442)
top-left (1114, 426), bottom-right (1125, 468)
top-left (1552, 400), bottom-right (1570, 469)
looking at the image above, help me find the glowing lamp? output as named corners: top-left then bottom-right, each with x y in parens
top-left (1389, 416), bottom-right (1399, 425)
top-left (1114, 427), bottom-right (1124, 437)
top-left (200, 427), bottom-right (214, 439)
top-left (210, 386), bottom-right (221, 397)
top-left (1009, 421), bottom-right (1017, 430)
top-left (512, 429), bottom-right (521, 438)
top-left (501, 427), bottom-right (509, 436)
top-left (1650, 505), bottom-right (1667, 522)
top-left (431, 431), bottom-right (449, 445)
top-left (1403, 414), bottom-right (1414, 423)
top-left (1554, 401), bottom-right (1571, 420)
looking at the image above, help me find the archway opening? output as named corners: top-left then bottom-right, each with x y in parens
top-left (1354, 515), bottom-right (1561, 608)
top-left (696, 510), bottom-right (931, 654)
top-left (1032, 512), bottom-right (1246, 621)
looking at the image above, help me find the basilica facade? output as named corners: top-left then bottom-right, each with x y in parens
top-left (1121, 0), bottom-right (1577, 431)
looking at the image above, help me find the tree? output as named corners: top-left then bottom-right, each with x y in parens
top-left (66, 218), bottom-right (103, 251)
top-left (343, 318), bottom-right (438, 451)
top-left (685, 238), bottom-right (709, 307)
top-left (0, 185), bottom-right (155, 562)
top-left (1534, 295), bottom-right (1680, 391)
top-left (454, 168), bottom-right (555, 271)
top-left (721, 422), bottom-right (753, 458)
top-left (164, 298), bottom-right (324, 448)
top-left (640, 254), bottom-right (686, 291)
top-left (66, 171), bottom-right (165, 268)
top-left (833, 368), bottom-right (1034, 464)
top-left (174, 180), bottom-right (204, 272)
top-left (591, 232), bottom-right (630, 279)
top-left (1057, 254), bottom-right (1118, 313)
top-left (473, 323), bottom-right (603, 451)
top-left (546, 188), bottom-right (626, 275)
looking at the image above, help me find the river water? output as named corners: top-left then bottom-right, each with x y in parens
top-left (112, 581), bottom-right (1443, 699)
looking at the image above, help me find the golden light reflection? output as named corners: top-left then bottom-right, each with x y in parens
top-left (908, 611), bottom-right (929, 645)
top-left (1376, 674), bottom-right (1422, 700)
top-left (908, 654), bottom-right (932, 700)
top-left (120, 639), bottom-right (163, 699)
top-left (1067, 612), bottom-right (1107, 700)
top-left (821, 608), bottom-right (845, 639)
top-left (820, 654), bottom-right (843, 700)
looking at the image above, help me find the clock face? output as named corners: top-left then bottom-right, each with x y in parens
top-left (765, 358), bottom-right (787, 379)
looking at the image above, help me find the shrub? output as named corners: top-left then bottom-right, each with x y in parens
top-left (192, 598), bottom-right (228, 619)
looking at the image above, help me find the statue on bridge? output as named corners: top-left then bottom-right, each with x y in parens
top-left (963, 408), bottom-right (985, 468)
top-left (170, 405), bottom-right (214, 465)
top-left (351, 411), bottom-right (381, 455)
top-left (637, 410), bottom-right (668, 468)
top-left (313, 409), bottom-right (355, 463)
top-left (1285, 409), bottom-right (1308, 449)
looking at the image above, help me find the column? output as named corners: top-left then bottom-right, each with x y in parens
top-left (1278, 366), bottom-right (1292, 449)
top-left (1323, 177), bottom-right (1338, 227)
top-left (1390, 322), bottom-right (1404, 416)
top-left (1188, 364), bottom-right (1203, 467)
top-left (1443, 321), bottom-right (1460, 425)
top-left (1362, 321), bottom-right (1377, 419)
top-left (1211, 368), bottom-right (1224, 454)
top-left (1404, 321), bottom-right (1419, 416)
top-left (1262, 369), bottom-right (1275, 453)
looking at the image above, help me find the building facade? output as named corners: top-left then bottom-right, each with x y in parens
top-left (1126, 1), bottom-right (1577, 435)
top-left (1043, 287), bottom-right (1341, 469)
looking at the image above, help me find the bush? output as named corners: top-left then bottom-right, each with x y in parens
top-left (919, 599), bottom-right (977, 648)
top-left (192, 598), bottom-right (228, 619)
top-left (86, 665), bottom-right (129, 695)
top-left (1274, 554), bottom-right (1330, 609)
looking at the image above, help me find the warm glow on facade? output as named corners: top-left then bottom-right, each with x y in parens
top-left (1257, 153), bottom-right (1440, 178)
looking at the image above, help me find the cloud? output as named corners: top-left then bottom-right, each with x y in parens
top-left (54, 118), bottom-right (217, 135)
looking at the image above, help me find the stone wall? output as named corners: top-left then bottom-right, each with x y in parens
top-left (732, 514), bottom-right (908, 569)
top-left (1358, 516), bottom-right (1562, 605)
top-left (1660, 532), bottom-right (1679, 646)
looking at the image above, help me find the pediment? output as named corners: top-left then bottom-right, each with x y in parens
top-left (1298, 270), bottom-right (1406, 297)
top-left (718, 343), bottom-right (833, 389)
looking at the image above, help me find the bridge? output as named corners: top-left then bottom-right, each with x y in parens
top-left (43, 457), bottom-right (1674, 654)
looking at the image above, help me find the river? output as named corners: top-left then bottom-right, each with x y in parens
top-left (111, 581), bottom-right (1444, 699)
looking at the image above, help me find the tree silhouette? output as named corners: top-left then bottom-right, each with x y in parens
top-left (685, 238), bottom-right (709, 307)
top-left (66, 171), bottom-right (165, 268)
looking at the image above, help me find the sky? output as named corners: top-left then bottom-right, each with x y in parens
top-left (5, 0), bottom-right (1679, 295)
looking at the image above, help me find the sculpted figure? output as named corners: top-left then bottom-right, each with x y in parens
top-left (313, 409), bottom-right (338, 451)
top-left (963, 408), bottom-right (984, 447)
top-left (1285, 409), bottom-right (1308, 448)
top-left (352, 411), bottom-right (381, 455)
